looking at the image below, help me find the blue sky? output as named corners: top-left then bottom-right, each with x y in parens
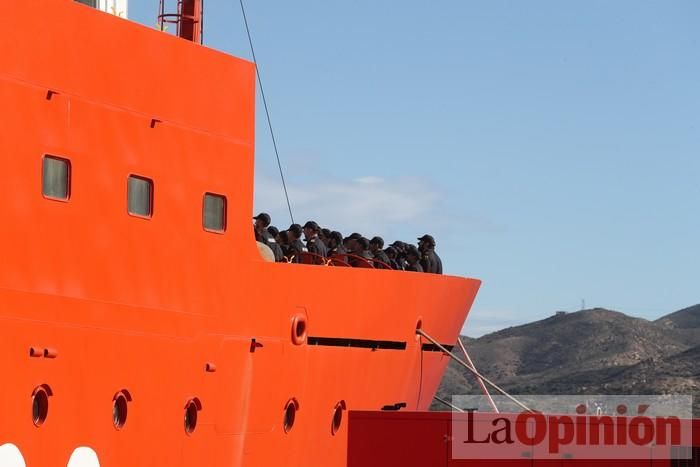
top-left (130, 1), bottom-right (699, 335)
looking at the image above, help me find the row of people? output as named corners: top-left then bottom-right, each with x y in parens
top-left (253, 213), bottom-right (443, 274)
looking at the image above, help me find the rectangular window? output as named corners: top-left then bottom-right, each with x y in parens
top-left (42, 156), bottom-right (71, 200)
top-left (127, 175), bottom-right (153, 218)
top-left (75, 0), bottom-right (98, 7)
top-left (203, 193), bottom-right (227, 233)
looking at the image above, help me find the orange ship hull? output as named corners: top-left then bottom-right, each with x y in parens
top-left (0, 1), bottom-right (480, 465)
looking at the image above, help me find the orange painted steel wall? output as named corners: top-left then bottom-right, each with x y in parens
top-left (0, 1), bottom-right (481, 466)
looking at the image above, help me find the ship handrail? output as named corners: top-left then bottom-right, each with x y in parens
top-left (338, 253), bottom-right (374, 269)
top-left (297, 251), bottom-right (329, 266)
top-left (369, 258), bottom-right (392, 270)
top-left (327, 256), bottom-right (351, 267)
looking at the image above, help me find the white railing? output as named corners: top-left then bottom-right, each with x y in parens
top-left (97, 0), bottom-right (128, 18)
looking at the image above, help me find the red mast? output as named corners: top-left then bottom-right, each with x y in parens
top-left (158, 0), bottom-right (203, 44)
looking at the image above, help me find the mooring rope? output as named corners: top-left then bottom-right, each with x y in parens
top-left (416, 328), bottom-right (533, 413)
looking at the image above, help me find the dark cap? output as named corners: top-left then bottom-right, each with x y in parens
top-left (253, 212), bottom-right (271, 227)
top-left (406, 245), bottom-right (421, 258)
top-left (357, 237), bottom-right (370, 249)
top-left (417, 234), bottom-right (436, 246)
top-left (390, 241), bottom-right (406, 252)
top-left (303, 220), bottom-right (320, 231)
top-left (267, 225), bottom-right (279, 237)
top-left (370, 236), bottom-right (384, 248)
top-left (330, 231), bottom-right (343, 243)
top-left (288, 224), bottom-right (302, 237)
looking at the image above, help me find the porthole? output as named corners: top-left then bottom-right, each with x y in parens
top-left (42, 155), bottom-right (71, 201)
top-left (112, 391), bottom-right (130, 430)
top-left (184, 399), bottom-right (201, 435)
top-left (291, 314), bottom-right (307, 346)
top-left (283, 399), bottom-right (299, 434)
top-left (31, 386), bottom-right (51, 427)
top-left (331, 401), bottom-right (346, 436)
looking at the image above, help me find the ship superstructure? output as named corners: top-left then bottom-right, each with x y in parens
top-left (0, 1), bottom-right (480, 465)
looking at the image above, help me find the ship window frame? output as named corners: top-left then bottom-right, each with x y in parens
top-left (41, 155), bottom-right (71, 202)
top-left (127, 175), bottom-right (154, 219)
top-left (202, 193), bottom-right (227, 234)
top-left (75, 0), bottom-right (98, 8)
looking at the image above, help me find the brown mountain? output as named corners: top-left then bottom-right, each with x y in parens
top-left (434, 306), bottom-right (699, 416)
top-left (655, 304), bottom-right (700, 345)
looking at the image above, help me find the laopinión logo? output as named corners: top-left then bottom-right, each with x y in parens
top-left (451, 395), bottom-right (694, 460)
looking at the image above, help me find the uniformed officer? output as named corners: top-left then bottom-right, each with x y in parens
top-left (287, 224), bottom-right (307, 262)
top-left (405, 245), bottom-right (424, 272)
top-left (277, 230), bottom-right (292, 261)
top-left (253, 212), bottom-right (272, 244)
top-left (320, 228), bottom-right (331, 246)
top-left (389, 241), bottom-right (407, 270)
top-left (343, 232), bottom-right (362, 255)
top-left (348, 237), bottom-right (373, 267)
top-left (265, 225), bottom-right (285, 262)
top-left (324, 231), bottom-right (346, 265)
top-left (369, 236), bottom-right (391, 269)
top-left (417, 234), bottom-right (443, 274)
top-left (327, 231), bottom-right (346, 256)
top-left (384, 246), bottom-right (401, 270)
top-left (303, 221), bottom-right (328, 258)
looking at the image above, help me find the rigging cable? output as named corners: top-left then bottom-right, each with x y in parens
top-left (238, 0), bottom-right (295, 224)
top-left (416, 328), bottom-right (534, 413)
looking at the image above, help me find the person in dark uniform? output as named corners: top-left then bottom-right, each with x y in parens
top-left (253, 212), bottom-right (272, 244)
top-left (303, 221), bottom-right (328, 258)
top-left (320, 228), bottom-right (331, 246)
top-left (417, 234), bottom-right (443, 274)
top-left (287, 224), bottom-right (306, 262)
top-left (277, 230), bottom-right (292, 261)
top-left (347, 237), bottom-right (373, 267)
top-left (389, 241), bottom-right (407, 270)
top-left (343, 232), bottom-right (362, 255)
top-left (265, 226), bottom-right (285, 262)
top-left (327, 231), bottom-right (346, 257)
top-left (405, 245), bottom-right (424, 272)
top-left (384, 246), bottom-right (401, 270)
top-left (327, 231), bottom-right (349, 265)
top-left (369, 236), bottom-right (391, 268)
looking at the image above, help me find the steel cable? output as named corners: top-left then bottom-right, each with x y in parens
top-left (238, 0), bottom-right (295, 224)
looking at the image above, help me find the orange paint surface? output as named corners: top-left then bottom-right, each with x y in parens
top-left (0, 1), bottom-right (481, 465)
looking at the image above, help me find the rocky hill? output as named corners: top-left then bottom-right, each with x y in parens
top-left (435, 305), bottom-right (699, 416)
top-left (655, 304), bottom-right (700, 345)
